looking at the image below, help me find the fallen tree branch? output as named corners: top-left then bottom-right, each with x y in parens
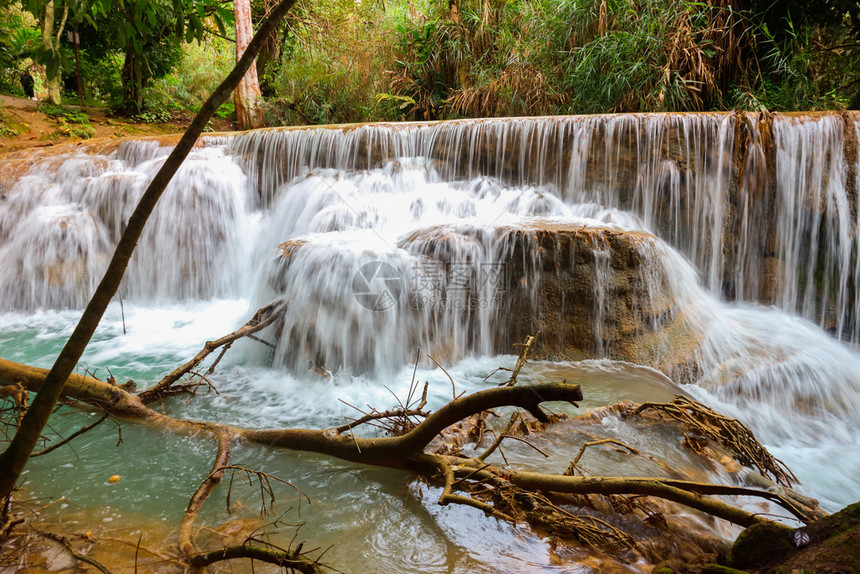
top-left (139, 300), bottom-right (287, 402)
top-left (636, 395), bottom-right (798, 486)
top-left (496, 470), bottom-right (810, 526)
top-left (34, 529), bottom-right (114, 574)
top-left (477, 411), bottom-right (519, 461)
top-left (1, 355), bottom-right (817, 552)
top-left (501, 332), bottom-right (538, 387)
top-left (188, 544), bottom-right (324, 573)
top-left (567, 438), bottom-right (641, 475)
top-left (31, 411), bottom-right (110, 457)
top-left (178, 433), bottom-right (321, 573)
top-left (0, 358), bottom-right (152, 417)
top-left (179, 432), bottom-right (233, 573)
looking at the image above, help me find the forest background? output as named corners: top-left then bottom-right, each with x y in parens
top-left (0, 0), bottom-right (858, 138)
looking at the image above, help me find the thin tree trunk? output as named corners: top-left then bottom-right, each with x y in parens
top-left (39, 1), bottom-right (64, 105)
top-left (0, 0), bottom-right (299, 502)
top-left (234, 0), bottom-right (266, 130)
top-left (120, 47), bottom-right (145, 114)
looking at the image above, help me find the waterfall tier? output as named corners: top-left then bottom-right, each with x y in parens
top-left (2, 111), bottom-right (859, 514)
top-left (1, 111), bottom-right (859, 354)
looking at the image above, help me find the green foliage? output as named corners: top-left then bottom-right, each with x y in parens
top-left (142, 36), bottom-right (234, 113)
top-left (10, 0), bottom-right (236, 113)
top-left (214, 100), bottom-right (234, 120)
top-left (0, 110), bottom-right (20, 138)
top-left (3, 0), bottom-right (857, 123)
top-left (0, 5), bottom-right (39, 95)
top-left (134, 109), bottom-right (172, 123)
top-left (260, 0), bottom-right (857, 122)
top-left (76, 50), bottom-right (124, 105)
top-left (37, 103), bottom-right (96, 138)
top-left (54, 119), bottom-right (96, 138)
top-left (265, 0), bottom-right (400, 125)
top-left (38, 103), bottom-right (90, 124)
top-left (739, 8), bottom-right (860, 110)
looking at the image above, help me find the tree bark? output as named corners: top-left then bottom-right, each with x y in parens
top-left (234, 0), bottom-right (266, 130)
top-left (0, 357), bottom-right (815, 530)
top-left (0, 0), bottom-right (299, 502)
top-left (39, 1), bottom-right (65, 105)
top-left (120, 46), bottom-right (145, 115)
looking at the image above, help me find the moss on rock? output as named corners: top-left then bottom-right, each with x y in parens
top-left (729, 522), bottom-right (793, 569)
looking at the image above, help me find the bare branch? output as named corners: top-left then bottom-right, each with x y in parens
top-left (31, 412), bottom-right (111, 457)
top-left (34, 529), bottom-right (115, 574)
top-left (139, 300), bottom-right (287, 402)
top-left (500, 333), bottom-right (539, 387)
top-left (636, 395), bottom-right (798, 486)
top-left (427, 355), bottom-right (459, 399)
top-left (477, 411), bottom-right (520, 461)
top-left (179, 432), bottom-right (232, 573)
top-left (567, 438), bottom-right (642, 475)
top-left (188, 544), bottom-right (324, 573)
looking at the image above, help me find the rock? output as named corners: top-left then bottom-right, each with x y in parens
top-left (722, 504), bottom-right (860, 573)
top-left (757, 501), bottom-right (860, 574)
top-left (728, 522), bottom-right (795, 569)
top-left (272, 220), bottom-right (702, 378)
top-left (699, 565), bottom-right (751, 574)
top-left (497, 223), bottom-right (679, 364)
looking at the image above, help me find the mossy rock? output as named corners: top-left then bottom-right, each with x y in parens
top-left (729, 522), bottom-right (793, 569)
top-left (652, 560), bottom-right (686, 574)
top-left (728, 502), bottom-right (860, 574)
top-left (768, 501), bottom-right (860, 574)
top-left (700, 565), bottom-right (751, 574)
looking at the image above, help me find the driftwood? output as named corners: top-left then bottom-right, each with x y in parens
top-left (0, 363), bottom-right (809, 523)
top-left (0, 321), bottom-right (827, 571)
top-left (636, 395), bottom-right (799, 487)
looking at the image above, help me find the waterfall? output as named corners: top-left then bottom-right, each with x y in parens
top-left (3, 113), bottom-right (859, 348)
top-left (0, 141), bottom-right (251, 309)
top-left (2, 111), bottom-right (860, 513)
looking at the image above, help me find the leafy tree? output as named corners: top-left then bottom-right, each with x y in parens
top-left (86, 0), bottom-right (235, 113)
top-left (0, 4), bottom-right (39, 96)
top-left (0, 0), bottom-right (299, 508)
top-left (9, 0), bottom-right (233, 111)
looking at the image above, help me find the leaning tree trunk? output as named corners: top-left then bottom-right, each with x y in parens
top-left (234, 0), bottom-right (266, 130)
top-left (0, 0), bottom-right (299, 502)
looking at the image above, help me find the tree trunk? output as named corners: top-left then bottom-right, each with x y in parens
top-left (234, 0), bottom-right (266, 130)
top-left (39, 1), bottom-right (64, 105)
top-left (0, 0), bottom-right (300, 503)
top-left (0, 356), bottom-right (820, 531)
top-left (120, 46), bottom-right (145, 115)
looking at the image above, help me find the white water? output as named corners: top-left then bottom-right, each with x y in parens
top-left (1, 113), bottom-right (859, 570)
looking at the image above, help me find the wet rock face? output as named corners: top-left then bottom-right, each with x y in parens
top-left (496, 224), bottom-right (677, 363)
top-left (270, 222), bottom-right (687, 376)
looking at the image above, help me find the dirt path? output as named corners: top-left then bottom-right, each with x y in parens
top-left (0, 94), bottom-right (233, 155)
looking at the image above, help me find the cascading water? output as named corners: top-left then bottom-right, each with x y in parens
top-left (1, 112), bottom-right (859, 571)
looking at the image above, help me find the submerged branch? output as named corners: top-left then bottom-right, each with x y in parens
top-left (179, 432), bottom-right (233, 573)
top-left (1, 353), bottom-right (818, 556)
top-left (636, 395), bottom-right (798, 487)
top-left (35, 529), bottom-right (115, 574)
top-left (500, 470), bottom-right (808, 526)
top-left (188, 544), bottom-right (324, 573)
top-left (30, 411), bottom-right (111, 457)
